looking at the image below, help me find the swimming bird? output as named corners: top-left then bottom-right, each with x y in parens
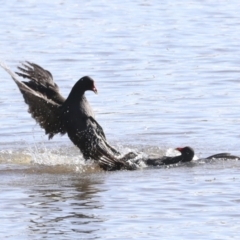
top-left (0, 61), bottom-right (134, 170)
top-left (145, 146), bottom-right (240, 166)
top-left (146, 146), bottom-right (194, 166)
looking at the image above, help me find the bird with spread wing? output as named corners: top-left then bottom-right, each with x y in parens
top-left (0, 61), bottom-right (136, 170)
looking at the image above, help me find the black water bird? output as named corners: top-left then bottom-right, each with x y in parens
top-left (146, 146), bottom-right (194, 166)
top-left (145, 146), bottom-right (240, 166)
top-left (0, 61), bottom-right (134, 170)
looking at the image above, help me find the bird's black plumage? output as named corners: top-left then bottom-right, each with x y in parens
top-left (145, 146), bottom-right (240, 167)
top-left (1, 61), bottom-right (133, 170)
top-left (146, 146), bottom-right (194, 166)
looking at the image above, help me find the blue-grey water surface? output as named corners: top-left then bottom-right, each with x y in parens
top-left (1, 1), bottom-right (240, 239)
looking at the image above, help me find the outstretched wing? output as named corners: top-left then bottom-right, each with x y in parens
top-left (0, 62), bottom-right (66, 139)
top-left (15, 61), bottom-right (65, 104)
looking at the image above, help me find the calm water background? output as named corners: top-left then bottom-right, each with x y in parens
top-left (1, 0), bottom-right (240, 239)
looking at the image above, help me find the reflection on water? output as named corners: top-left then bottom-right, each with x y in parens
top-left (26, 179), bottom-right (104, 236)
top-left (1, 171), bottom-right (106, 239)
top-left (1, 156), bottom-right (240, 239)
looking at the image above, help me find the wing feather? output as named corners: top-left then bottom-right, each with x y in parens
top-left (15, 61), bottom-right (65, 104)
top-left (75, 118), bottom-right (134, 170)
top-left (0, 62), bottom-right (66, 139)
